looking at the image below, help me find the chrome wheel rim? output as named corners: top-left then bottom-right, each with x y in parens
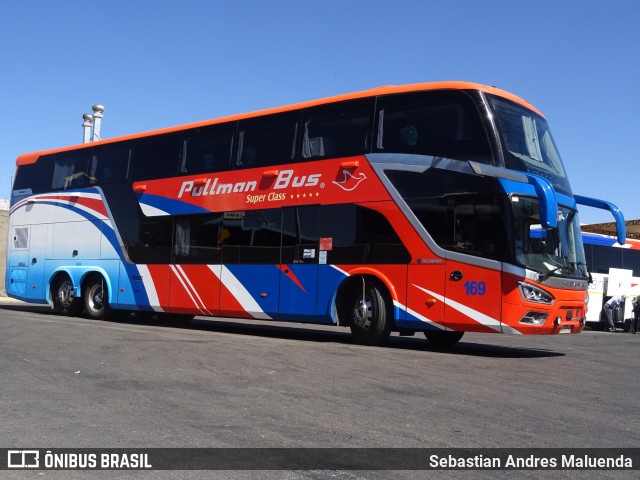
top-left (352, 297), bottom-right (372, 331)
top-left (87, 284), bottom-right (104, 312)
top-left (57, 280), bottom-right (75, 308)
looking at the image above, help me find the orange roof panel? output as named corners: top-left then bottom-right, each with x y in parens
top-left (16, 81), bottom-right (542, 166)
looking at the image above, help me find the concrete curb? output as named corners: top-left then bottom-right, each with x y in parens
top-left (0, 296), bottom-right (28, 305)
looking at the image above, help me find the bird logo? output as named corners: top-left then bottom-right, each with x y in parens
top-left (333, 169), bottom-right (367, 191)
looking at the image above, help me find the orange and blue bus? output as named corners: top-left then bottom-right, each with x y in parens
top-left (6, 81), bottom-right (626, 345)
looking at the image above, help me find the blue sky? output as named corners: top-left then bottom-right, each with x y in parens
top-left (1, 0), bottom-right (638, 225)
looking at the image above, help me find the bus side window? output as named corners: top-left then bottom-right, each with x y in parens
top-left (180, 123), bottom-right (235, 175)
top-left (129, 132), bottom-right (182, 181)
top-left (13, 155), bottom-right (56, 195)
top-left (282, 205), bottom-right (320, 264)
top-left (174, 214), bottom-right (223, 264)
top-left (52, 151), bottom-right (91, 190)
top-left (301, 98), bottom-right (374, 160)
top-left (236, 112), bottom-right (299, 169)
top-left (91, 142), bottom-right (132, 184)
top-left (318, 204), bottom-right (410, 264)
top-left (375, 90), bottom-right (492, 163)
top-left (221, 210), bottom-right (282, 264)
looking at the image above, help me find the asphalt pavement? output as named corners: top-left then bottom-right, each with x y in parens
top-left (1, 301), bottom-right (638, 480)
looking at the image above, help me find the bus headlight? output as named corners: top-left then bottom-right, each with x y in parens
top-left (517, 281), bottom-right (554, 304)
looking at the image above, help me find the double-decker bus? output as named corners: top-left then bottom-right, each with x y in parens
top-left (6, 81), bottom-right (626, 346)
top-left (582, 232), bottom-right (640, 329)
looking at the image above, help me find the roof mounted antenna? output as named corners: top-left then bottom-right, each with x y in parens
top-left (91, 104), bottom-right (105, 142)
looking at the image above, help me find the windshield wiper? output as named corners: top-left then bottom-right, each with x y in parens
top-left (538, 265), bottom-right (570, 282)
top-left (572, 261), bottom-right (592, 283)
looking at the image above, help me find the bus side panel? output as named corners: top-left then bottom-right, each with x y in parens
top-left (26, 224), bottom-right (49, 301)
top-left (100, 220), bottom-right (120, 261)
top-left (218, 264), bottom-right (279, 320)
top-left (130, 264), bottom-right (172, 312)
top-left (167, 264), bottom-right (221, 316)
top-left (7, 202), bottom-right (52, 303)
top-left (316, 265), bottom-right (348, 324)
top-left (51, 220), bottom-right (102, 260)
top-left (404, 263), bottom-right (446, 331)
top-left (444, 260), bottom-right (502, 333)
top-left (278, 263), bottom-right (320, 322)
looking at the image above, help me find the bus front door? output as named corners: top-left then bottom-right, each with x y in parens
top-left (278, 206), bottom-right (319, 322)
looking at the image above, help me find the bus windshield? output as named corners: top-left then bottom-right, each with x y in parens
top-left (489, 95), bottom-right (572, 196)
top-left (512, 195), bottom-right (588, 279)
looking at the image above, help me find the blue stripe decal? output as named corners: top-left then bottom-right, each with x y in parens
top-left (36, 200), bottom-right (150, 307)
top-left (581, 233), bottom-right (619, 247)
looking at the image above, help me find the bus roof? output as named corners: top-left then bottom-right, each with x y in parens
top-left (16, 81), bottom-right (542, 166)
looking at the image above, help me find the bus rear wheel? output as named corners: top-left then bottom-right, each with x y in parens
top-left (51, 275), bottom-right (82, 316)
top-left (83, 275), bottom-right (113, 320)
top-left (348, 279), bottom-right (392, 346)
top-left (424, 330), bottom-right (464, 347)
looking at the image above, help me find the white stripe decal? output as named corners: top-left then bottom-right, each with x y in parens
top-left (412, 284), bottom-right (522, 335)
top-left (140, 203), bottom-right (170, 217)
top-left (170, 265), bottom-right (213, 316)
top-left (136, 265), bottom-right (164, 312)
top-left (393, 300), bottom-right (446, 330)
top-left (330, 265), bottom-right (349, 276)
top-left (212, 266), bottom-right (271, 320)
top-left (176, 265), bottom-right (215, 316)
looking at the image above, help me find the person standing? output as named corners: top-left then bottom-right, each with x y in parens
top-left (603, 295), bottom-right (626, 332)
top-left (631, 297), bottom-right (640, 334)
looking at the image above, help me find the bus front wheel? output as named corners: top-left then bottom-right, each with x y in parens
top-left (83, 275), bottom-right (113, 320)
top-left (51, 275), bottom-right (82, 316)
top-left (348, 279), bottom-right (392, 346)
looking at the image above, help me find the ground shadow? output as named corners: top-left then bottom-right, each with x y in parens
top-left (1, 304), bottom-right (565, 359)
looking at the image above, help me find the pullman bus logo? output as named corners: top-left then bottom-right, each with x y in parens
top-left (177, 169), bottom-right (322, 199)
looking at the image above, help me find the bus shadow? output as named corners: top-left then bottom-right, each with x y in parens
top-left (122, 312), bottom-right (566, 359)
top-left (1, 304), bottom-right (565, 359)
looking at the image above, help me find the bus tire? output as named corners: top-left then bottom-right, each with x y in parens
top-left (51, 275), bottom-right (82, 316)
top-left (83, 275), bottom-right (113, 320)
top-left (348, 278), bottom-right (392, 346)
top-left (424, 330), bottom-right (464, 347)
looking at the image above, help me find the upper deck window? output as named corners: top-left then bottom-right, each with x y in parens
top-left (90, 142), bottom-right (132, 184)
top-left (236, 112), bottom-right (299, 168)
top-left (374, 90), bottom-right (492, 163)
top-left (52, 150), bottom-right (92, 190)
top-left (301, 98), bottom-right (374, 160)
top-left (180, 123), bottom-right (235, 176)
top-left (129, 132), bottom-right (182, 182)
top-left (13, 155), bottom-right (55, 194)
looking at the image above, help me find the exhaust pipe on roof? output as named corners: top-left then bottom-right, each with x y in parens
top-left (91, 104), bottom-right (105, 142)
top-left (82, 113), bottom-right (94, 144)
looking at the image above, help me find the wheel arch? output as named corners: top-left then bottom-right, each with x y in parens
top-left (48, 267), bottom-right (115, 304)
top-left (334, 269), bottom-right (397, 328)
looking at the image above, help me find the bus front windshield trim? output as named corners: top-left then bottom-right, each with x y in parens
top-left (512, 195), bottom-right (588, 279)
